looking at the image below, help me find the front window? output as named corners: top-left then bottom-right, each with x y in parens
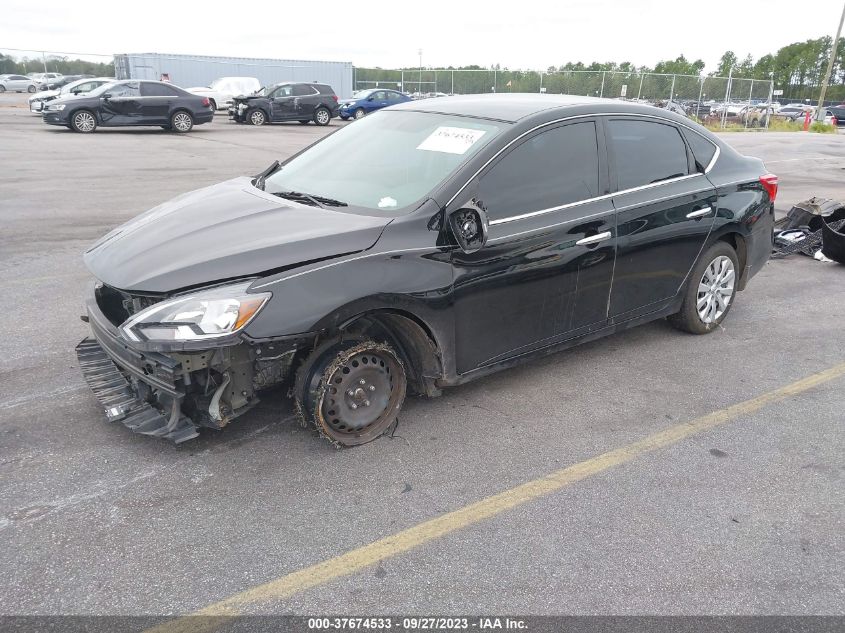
top-left (263, 111), bottom-right (503, 214)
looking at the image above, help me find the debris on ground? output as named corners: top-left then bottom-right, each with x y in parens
top-left (772, 197), bottom-right (845, 263)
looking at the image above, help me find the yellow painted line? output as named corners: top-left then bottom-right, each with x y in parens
top-left (148, 361), bottom-right (845, 633)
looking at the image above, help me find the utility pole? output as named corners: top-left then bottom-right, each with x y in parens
top-left (815, 2), bottom-right (845, 121)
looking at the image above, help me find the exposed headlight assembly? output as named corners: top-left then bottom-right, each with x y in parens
top-left (121, 281), bottom-right (270, 343)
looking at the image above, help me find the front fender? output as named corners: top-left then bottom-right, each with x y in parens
top-left (242, 246), bottom-right (454, 345)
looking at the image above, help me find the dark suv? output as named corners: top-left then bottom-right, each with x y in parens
top-left (229, 82), bottom-right (339, 126)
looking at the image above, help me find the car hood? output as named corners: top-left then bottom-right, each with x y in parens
top-left (30, 89), bottom-right (59, 101)
top-left (84, 177), bottom-right (391, 293)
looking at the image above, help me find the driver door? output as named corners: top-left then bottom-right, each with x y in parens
top-left (269, 84), bottom-right (295, 121)
top-left (99, 81), bottom-right (142, 125)
top-left (449, 120), bottom-right (616, 374)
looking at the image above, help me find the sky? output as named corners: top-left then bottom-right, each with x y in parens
top-left (2, 0), bottom-right (844, 72)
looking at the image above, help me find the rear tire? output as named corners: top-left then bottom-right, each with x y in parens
top-left (170, 110), bottom-right (193, 133)
top-left (294, 339), bottom-right (406, 447)
top-left (70, 109), bottom-right (97, 133)
top-left (248, 108), bottom-right (266, 126)
top-left (313, 106), bottom-right (331, 126)
top-left (668, 242), bottom-right (739, 335)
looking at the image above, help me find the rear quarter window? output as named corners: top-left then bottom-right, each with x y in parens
top-left (681, 129), bottom-right (718, 172)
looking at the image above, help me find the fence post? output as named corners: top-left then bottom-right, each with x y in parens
top-left (745, 79), bottom-right (754, 128)
top-left (539, 71), bottom-right (543, 93)
top-left (493, 67), bottom-right (497, 93)
top-left (695, 77), bottom-right (704, 121)
top-left (637, 73), bottom-right (644, 100)
top-left (765, 78), bottom-right (773, 128)
top-left (599, 71), bottom-right (605, 98)
top-left (451, 70), bottom-right (454, 95)
top-left (722, 67), bottom-right (733, 128)
top-left (669, 74), bottom-right (676, 102)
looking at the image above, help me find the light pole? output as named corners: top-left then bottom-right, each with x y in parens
top-left (815, 2), bottom-right (845, 121)
top-left (418, 48), bottom-right (423, 95)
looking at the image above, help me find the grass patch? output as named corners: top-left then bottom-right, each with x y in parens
top-left (703, 118), bottom-right (836, 133)
top-left (809, 121), bottom-right (837, 133)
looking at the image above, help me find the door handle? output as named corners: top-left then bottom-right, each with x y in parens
top-left (686, 206), bottom-right (712, 219)
top-left (576, 231), bottom-right (612, 246)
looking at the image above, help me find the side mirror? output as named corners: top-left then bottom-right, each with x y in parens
top-left (448, 201), bottom-right (489, 253)
top-left (102, 93), bottom-right (112, 100)
top-left (367, 96), bottom-right (375, 101)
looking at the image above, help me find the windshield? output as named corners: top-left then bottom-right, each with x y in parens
top-left (263, 111), bottom-right (503, 213)
top-left (351, 89), bottom-right (375, 99)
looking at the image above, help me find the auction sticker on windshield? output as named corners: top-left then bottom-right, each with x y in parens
top-left (417, 126), bottom-right (487, 154)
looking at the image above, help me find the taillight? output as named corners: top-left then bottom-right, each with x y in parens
top-left (332, 95), bottom-right (338, 102)
top-left (201, 97), bottom-right (210, 107)
top-left (759, 173), bottom-right (778, 203)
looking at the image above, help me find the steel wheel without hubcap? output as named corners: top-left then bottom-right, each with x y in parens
top-left (171, 111), bottom-right (193, 132)
top-left (297, 340), bottom-right (406, 446)
top-left (697, 255), bottom-right (735, 324)
top-left (72, 110), bottom-right (96, 133)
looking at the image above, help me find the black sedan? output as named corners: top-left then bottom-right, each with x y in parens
top-left (76, 95), bottom-right (775, 445)
top-left (42, 80), bottom-right (214, 133)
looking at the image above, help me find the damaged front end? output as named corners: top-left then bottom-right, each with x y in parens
top-left (76, 281), bottom-right (308, 443)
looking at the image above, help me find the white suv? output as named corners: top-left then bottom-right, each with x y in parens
top-left (187, 77), bottom-right (261, 110)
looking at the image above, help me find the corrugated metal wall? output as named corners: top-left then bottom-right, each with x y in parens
top-left (114, 53), bottom-right (354, 97)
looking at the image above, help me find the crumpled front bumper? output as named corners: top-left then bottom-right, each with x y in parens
top-left (76, 291), bottom-right (200, 442)
top-left (75, 336), bottom-right (199, 443)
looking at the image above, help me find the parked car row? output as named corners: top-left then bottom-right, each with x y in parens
top-left (29, 77), bottom-right (114, 113)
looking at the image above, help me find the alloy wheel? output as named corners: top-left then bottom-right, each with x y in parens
top-left (250, 110), bottom-right (265, 125)
top-left (74, 111), bottom-right (96, 132)
top-left (172, 112), bottom-right (192, 132)
top-left (697, 255), bottom-right (735, 324)
top-left (315, 108), bottom-right (330, 125)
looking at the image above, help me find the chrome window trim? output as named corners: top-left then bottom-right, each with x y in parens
top-left (448, 112), bottom-right (722, 224)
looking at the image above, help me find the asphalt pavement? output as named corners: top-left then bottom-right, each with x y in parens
top-left (1, 93), bottom-right (843, 618)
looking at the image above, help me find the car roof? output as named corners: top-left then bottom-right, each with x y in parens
top-left (389, 93), bottom-right (673, 123)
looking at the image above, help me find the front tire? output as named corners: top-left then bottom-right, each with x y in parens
top-left (248, 109), bottom-right (266, 126)
top-left (295, 340), bottom-right (407, 447)
top-left (170, 110), bottom-right (194, 133)
top-left (669, 242), bottom-right (739, 334)
top-left (0, 86), bottom-right (6, 93)
top-left (28, 85), bottom-right (36, 93)
top-left (70, 109), bottom-right (97, 133)
top-left (354, 107), bottom-right (366, 120)
top-left (313, 106), bottom-right (331, 126)
top-left (208, 99), bottom-right (217, 111)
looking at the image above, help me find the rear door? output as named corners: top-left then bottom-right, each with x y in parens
top-left (292, 83), bottom-right (319, 119)
top-left (605, 117), bottom-right (717, 321)
top-left (450, 119), bottom-right (616, 373)
top-left (139, 82), bottom-right (179, 123)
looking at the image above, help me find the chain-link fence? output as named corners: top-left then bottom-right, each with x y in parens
top-left (353, 68), bottom-right (775, 128)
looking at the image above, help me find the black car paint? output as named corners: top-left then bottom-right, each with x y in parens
top-left (229, 82), bottom-right (339, 124)
top-left (42, 80), bottom-right (213, 129)
top-left (80, 95), bottom-right (773, 439)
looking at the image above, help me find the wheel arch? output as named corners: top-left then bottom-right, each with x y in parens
top-left (714, 231), bottom-right (748, 290)
top-left (310, 306), bottom-right (445, 397)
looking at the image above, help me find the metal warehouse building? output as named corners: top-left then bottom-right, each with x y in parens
top-left (114, 53), bottom-right (354, 97)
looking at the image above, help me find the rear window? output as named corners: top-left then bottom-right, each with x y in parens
top-left (608, 119), bottom-right (690, 191)
top-left (682, 129), bottom-right (718, 172)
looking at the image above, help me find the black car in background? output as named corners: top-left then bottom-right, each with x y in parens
top-left (76, 95), bottom-right (775, 446)
top-left (828, 106), bottom-right (845, 126)
top-left (42, 80), bottom-right (214, 133)
top-left (229, 82), bottom-right (339, 126)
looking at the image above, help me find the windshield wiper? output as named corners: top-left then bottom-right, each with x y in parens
top-left (253, 160), bottom-right (280, 191)
top-left (272, 190), bottom-right (348, 207)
